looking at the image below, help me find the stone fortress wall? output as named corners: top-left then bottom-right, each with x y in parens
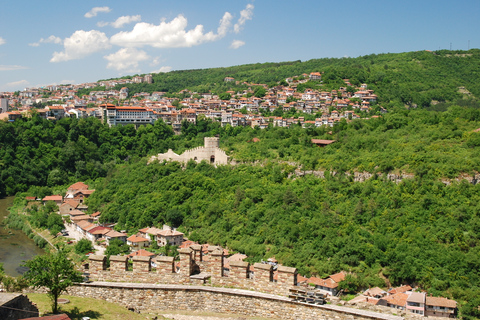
top-left (149, 136), bottom-right (231, 166)
top-left (87, 246), bottom-right (296, 296)
top-left (82, 246), bottom-right (404, 320)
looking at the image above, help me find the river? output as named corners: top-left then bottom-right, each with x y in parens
top-left (0, 196), bottom-right (44, 276)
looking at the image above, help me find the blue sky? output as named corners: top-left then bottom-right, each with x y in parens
top-left (0, 0), bottom-right (479, 92)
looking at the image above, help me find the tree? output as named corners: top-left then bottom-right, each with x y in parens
top-left (74, 239), bottom-right (94, 254)
top-left (22, 247), bottom-right (83, 314)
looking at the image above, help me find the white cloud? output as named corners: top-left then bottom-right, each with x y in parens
top-left (97, 15), bottom-right (142, 28)
top-left (230, 40), bottom-right (245, 49)
top-left (0, 65), bottom-right (28, 71)
top-left (104, 47), bottom-right (150, 72)
top-left (234, 4), bottom-right (254, 33)
top-left (29, 35), bottom-right (62, 47)
top-left (6, 80), bottom-right (29, 87)
top-left (85, 6), bottom-right (111, 18)
top-left (96, 21), bottom-right (109, 27)
top-left (110, 12), bottom-right (232, 48)
top-left (112, 15), bottom-right (142, 28)
top-left (0, 37), bottom-right (5, 45)
top-left (50, 30), bottom-right (111, 62)
top-left (151, 66), bottom-right (172, 73)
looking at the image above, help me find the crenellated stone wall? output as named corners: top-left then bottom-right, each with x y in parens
top-left (87, 247), bottom-right (297, 296)
top-left (66, 282), bottom-right (404, 320)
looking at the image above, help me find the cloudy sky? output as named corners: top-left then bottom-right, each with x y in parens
top-left (0, 0), bottom-right (479, 92)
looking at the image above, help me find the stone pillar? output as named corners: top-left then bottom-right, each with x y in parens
top-left (155, 256), bottom-right (175, 274)
top-left (210, 248), bottom-right (224, 281)
top-left (191, 244), bottom-right (203, 262)
top-left (229, 260), bottom-right (249, 285)
top-left (109, 255), bottom-right (128, 273)
top-left (89, 255), bottom-right (106, 272)
top-left (253, 263), bottom-right (273, 286)
top-left (178, 247), bottom-right (193, 276)
top-left (277, 266), bottom-right (297, 290)
top-left (133, 256), bottom-right (151, 273)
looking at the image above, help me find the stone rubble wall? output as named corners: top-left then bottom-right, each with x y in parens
top-left (67, 282), bottom-right (404, 320)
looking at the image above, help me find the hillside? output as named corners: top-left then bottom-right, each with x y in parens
top-left (2, 50), bottom-right (480, 317)
top-left (89, 49), bottom-right (480, 109)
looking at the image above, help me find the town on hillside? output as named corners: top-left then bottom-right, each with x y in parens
top-left (30, 180), bottom-right (458, 318)
top-left (0, 72), bottom-right (386, 130)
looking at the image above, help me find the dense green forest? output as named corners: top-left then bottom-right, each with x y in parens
top-left (3, 50), bottom-right (480, 317)
top-left (84, 49), bottom-right (480, 110)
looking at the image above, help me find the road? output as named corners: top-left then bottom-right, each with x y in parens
top-left (64, 222), bottom-right (105, 255)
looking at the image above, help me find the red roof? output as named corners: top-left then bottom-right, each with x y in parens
top-left (68, 182), bottom-right (88, 191)
top-left (127, 234), bottom-right (149, 243)
top-left (382, 293), bottom-right (408, 307)
top-left (128, 249), bottom-right (155, 258)
top-left (43, 195), bottom-right (62, 201)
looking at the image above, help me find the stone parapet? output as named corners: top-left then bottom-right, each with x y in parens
top-left (67, 282), bottom-right (404, 320)
top-left (133, 256), bottom-right (151, 273)
top-left (109, 255), bottom-right (128, 272)
top-left (155, 256), bottom-right (175, 273)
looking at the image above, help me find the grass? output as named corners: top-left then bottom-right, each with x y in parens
top-left (27, 293), bottom-right (147, 320)
top-left (27, 293), bottom-right (278, 320)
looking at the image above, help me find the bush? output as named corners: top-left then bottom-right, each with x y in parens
top-left (75, 239), bottom-right (94, 254)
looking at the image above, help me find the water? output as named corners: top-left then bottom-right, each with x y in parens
top-left (0, 196), bottom-right (44, 276)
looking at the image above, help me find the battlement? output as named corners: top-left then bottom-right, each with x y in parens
top-left (88, 247), bottom-right (297, 295)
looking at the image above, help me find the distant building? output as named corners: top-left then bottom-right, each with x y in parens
top-left (0, 96), bottom-right (8, 113)
top-left (149, 136), bottom-right (231, 166)
top-left (104, 105), bottom-right (154, 128)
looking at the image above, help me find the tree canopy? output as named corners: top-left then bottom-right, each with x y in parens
top-left (22, 247), bottom-right (83, 314)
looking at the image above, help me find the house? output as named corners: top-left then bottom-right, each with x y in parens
top-left (66, 182), bottom-right (89, 197)
top-left (425, 296), bottom-right (457, 318)
top-left (388, 285), bottom-right (412, 295)
top-left (59, 199), bottom-right (78, 215)
top-left (406, 292), bottom-right (426, 316)
top-left (42, 195), bottom-right (63, 206)
top-left (378, 293), bottom-right (408, 310)
top-left (86, 226), bottom-right (111, 242)
top-left (364, 287), bottom-right (387, 299)
top-left (104, 230), bottom-right (127, 244)
top-left (311, 139), bottom-right (336, 147)
top-left (308, 271), bottom-right (346, 296)
top-left (156, 228), bottom-right (184, 246)
top-left (127, 249), bottom-right (156, 259)
top-left (127, 234), bottom-right (150, 249)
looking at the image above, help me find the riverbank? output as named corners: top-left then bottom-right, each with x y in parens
top-left (0, 197), bottom-right (44, 276)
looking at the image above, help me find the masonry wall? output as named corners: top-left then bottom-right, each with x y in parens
top-left (148, 137), bottom-right (230, 165)
top-left (66, 283), bottom-right (403, 320)
top-left (88, 251), bottom-right (297, 296)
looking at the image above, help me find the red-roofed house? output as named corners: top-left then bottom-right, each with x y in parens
top-left (425, 296), bottom-right (457, 318)
top-left (127, 234), bottom-right (150, 249)
top-left (42, 195), bottom-right (63, 206)
top-left (128, 249), bottom-right (156, 259)
top-left (379, 293), bottom-right (408, 310)
top-left (308, 271), bottom-right (346, 296)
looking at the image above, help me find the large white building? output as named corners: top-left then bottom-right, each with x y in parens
top-left (104, 104), bottom-right (155, 127)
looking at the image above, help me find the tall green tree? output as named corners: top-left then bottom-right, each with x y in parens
top-left (22, 247), bottom-right (83, 314)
